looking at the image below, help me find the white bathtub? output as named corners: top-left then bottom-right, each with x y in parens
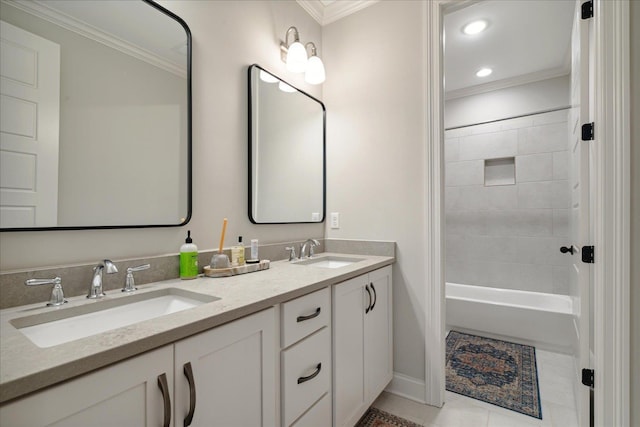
top-left (446, 282), bottom-right (575, 353)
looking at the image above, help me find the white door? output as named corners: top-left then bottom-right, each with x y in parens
top-left (567, 2), bottom-right (592, 425)
top-left (0, 21), bottom-right (60, 227)
top-left (364, 266), bottom-right (393, 402)
top-left (173, 308), bottom-right (276, 427)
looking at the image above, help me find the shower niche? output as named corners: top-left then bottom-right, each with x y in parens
top-left (484, 157), bottom-right (516, 186)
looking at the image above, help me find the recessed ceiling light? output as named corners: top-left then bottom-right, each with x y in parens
top-left (476, 67), bottom-right (493, 78)
top-left (463, 20), bottom-right (488, 35)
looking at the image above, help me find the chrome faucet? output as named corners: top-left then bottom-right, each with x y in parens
top-left (299, 239), bottom-right (320, 259)
top-left (88, 259), bottom-right (118, 299)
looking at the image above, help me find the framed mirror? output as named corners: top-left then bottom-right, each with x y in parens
top-left (0, 0), bottom-right (191, 230)
top-left (248, 64), bottom-right (325, 224)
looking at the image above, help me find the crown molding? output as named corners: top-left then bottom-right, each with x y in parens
top-left (445, 64), bottom-right (571, 101)
top-left (296, 0), bottom-right (379, 26)
top-left (5, 0), bottom-right (186, 78)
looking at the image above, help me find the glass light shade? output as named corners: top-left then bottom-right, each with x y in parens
top-left (278, 81), bottom-right (296, 93)
top-left (259, 70), bottom-right (278, 83)
top-left (286, 41), bottom-right (307, 73)
top-left (305, 56), bottom-right (326, 84)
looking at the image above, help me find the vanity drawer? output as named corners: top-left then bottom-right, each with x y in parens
top-left (281, 287), bottom-right (330, 348)
top-left (290, 392), bottom-right (331, 427)
top-left (282, 327), bottom-right (331, 427)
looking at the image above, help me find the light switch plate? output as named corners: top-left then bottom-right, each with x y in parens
top-left (330, 212), bottom-right (340, 229)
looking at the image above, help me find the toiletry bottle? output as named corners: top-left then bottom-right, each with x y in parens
top-left (180, 230), bottom-right (198, 279)
top-left (231, 236), bottom-right (245, 266)
top-left (250, 239), bottom-right (259, 261)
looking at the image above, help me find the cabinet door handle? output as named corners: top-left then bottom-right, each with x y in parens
top-left (370, 283), bottom-right (377, 311)
top-left (297, 307), bottom-right (321, 322)
top-left (157, 373), bottom-right (171, 427)
top-left (183, 362), bottom-right (196, 427)
top-left (297, 363), bottom-right (322, 384)
top-left (365, 285), bottom-right (372, 314)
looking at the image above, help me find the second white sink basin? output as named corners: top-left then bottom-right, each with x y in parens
top-left (295, 256), bottom-right (364, 269)
top-left (12, 288), bottom-right (218, 348)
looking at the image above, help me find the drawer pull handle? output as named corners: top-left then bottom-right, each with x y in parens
top-left (297, 307), bottom-right (321, 322)
top-left (370, 283), bottom-right (377, 311)
top-left (297, 363), bottom-right (322, 384)
top-left (183, 362), bottom-right (196, 427)
top-left (365, 285), bottom-right (372, 314)
top-left (157, 373), bottom-right (171, 427)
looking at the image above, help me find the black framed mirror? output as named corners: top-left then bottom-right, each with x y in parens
top-left (248, 64), bottom-right (325, 224)
top-left (0, 0), bottom-right (191, 231)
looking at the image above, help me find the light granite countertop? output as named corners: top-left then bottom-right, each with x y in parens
top-left (0, 253), bottom-right (394, 404)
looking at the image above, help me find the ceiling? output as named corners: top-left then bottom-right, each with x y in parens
top-left (298, 1), bottom-right (575, 98)
top-left (444, 0), bottom-right (576, 98)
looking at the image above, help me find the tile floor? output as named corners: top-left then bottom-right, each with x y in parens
top-left (372, 350), bottom-right (580, 427)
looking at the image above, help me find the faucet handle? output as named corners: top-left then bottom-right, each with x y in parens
top-left (285, 246), bottom-right (297, 261)
top-left (25, 277), bottom-right (68, 307)
top-left (122, 264), bottom-right (150, 293)
top-left (309, 240), bottom-right (320, 257)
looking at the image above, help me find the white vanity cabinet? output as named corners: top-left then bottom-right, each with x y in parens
top-left (0, 308), bottom-right (276, 427)
top-left (280, 287), bottom-right (332, 427)
top-left (0, 345), bottom-right (174, 427)
top-left (174, 306), bottom-right (276, 427)
top-left (333, 265), bottom-right (393, 427)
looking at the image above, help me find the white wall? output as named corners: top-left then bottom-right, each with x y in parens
top-left (445, 75), bottom-right (570, 129)
top-left (0, 0), bottom-right (324, 270)
top-left (445, 109), bottom-right (571, 295)
top-left (323, 1), bottom-right (428, 386)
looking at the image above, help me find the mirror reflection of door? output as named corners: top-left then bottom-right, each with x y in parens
top-left (0, 21), bottom-right (60, 228)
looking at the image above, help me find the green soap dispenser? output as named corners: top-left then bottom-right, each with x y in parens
top-left (180, 230), bottom-right (198, 279)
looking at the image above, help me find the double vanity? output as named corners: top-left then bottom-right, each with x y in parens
top-left (0, 252), bottom-right (394, 427)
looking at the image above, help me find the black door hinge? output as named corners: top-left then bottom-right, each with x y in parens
top-left (582, 122), bottom-right (594, 141)
top-left (582, 368), bottom-right (594, 388)
top-left (581, 0), bottom-right (594, 19)
top-left (582, 245), bottom-right (594, 263)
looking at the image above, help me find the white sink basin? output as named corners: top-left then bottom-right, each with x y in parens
top-left (295, 256), bottom-right (364, 269)
top-left (11, 288), bottom-right (218, 348)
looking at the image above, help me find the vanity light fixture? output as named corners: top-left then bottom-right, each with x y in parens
top-left (281, 26), bottom-right (307, 73)
top-left (280, 26), bottom-right (326, 84)
top-left (304, 42), bottom-right (326, 84)
top-left (476, 67), bottom-right (493, 77)
top-left (463, 19), bottom-right (488, 35)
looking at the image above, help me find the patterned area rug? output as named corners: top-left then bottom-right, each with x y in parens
top-left (356, 407), bottom-right (422, 427)
top-left (446, 330), bottom-right (542, 419)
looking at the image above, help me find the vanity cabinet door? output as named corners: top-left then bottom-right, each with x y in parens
top-left (332, 266), bottom-right (393, 427)
top-left (332, 274), bottom-right (368, 427)
top-left (0, 345), bottom-right (174, 427)
top-left (173, 307), bottom-right (277, 427)
top-left (364, 266), bottom-right (393, 402)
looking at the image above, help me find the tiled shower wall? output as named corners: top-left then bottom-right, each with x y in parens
top-left (444, 109), bottom-right (570, 295)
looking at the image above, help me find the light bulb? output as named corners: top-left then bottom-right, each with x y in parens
top-left (286, 41), bottom-right (307, 73)
top-left (463, 20), bottom-right (487, 35)
top-left (305, 56), bottom-right (325, 84)
top-left (476, 67), bottom-right (493, 77)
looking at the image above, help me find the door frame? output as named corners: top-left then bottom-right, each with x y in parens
top-left (424, 1), bottom-right (631, 425)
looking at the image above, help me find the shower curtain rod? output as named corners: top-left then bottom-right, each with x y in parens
top-left (445, 105), bottom-right (572, 131)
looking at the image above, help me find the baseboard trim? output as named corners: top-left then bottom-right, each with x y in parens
top-left (385, 372), bottom-right (427, 405)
